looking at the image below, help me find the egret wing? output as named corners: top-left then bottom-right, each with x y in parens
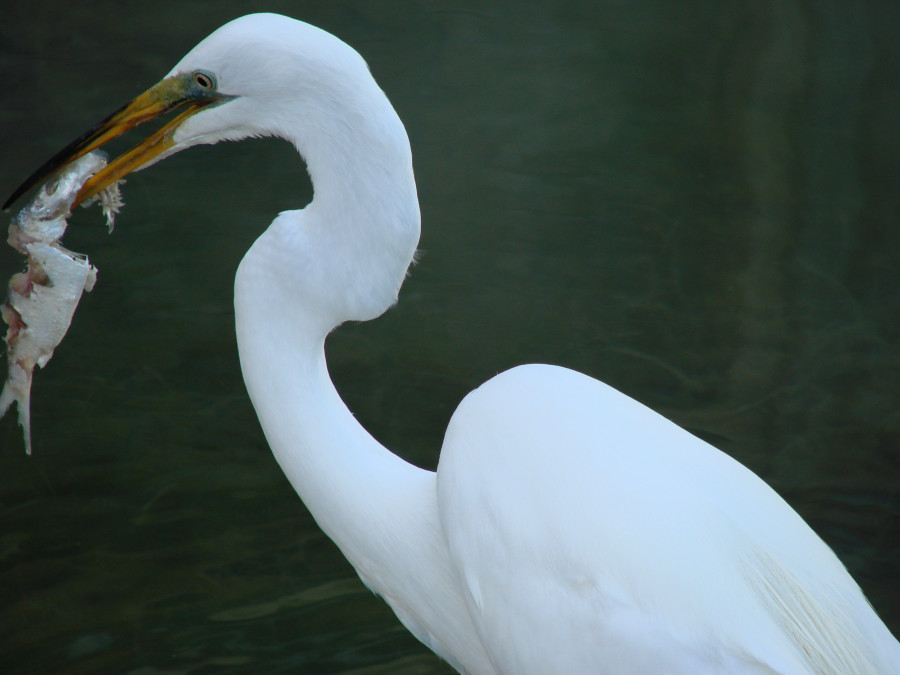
top-left (436, 364), bottom-right (898, 674)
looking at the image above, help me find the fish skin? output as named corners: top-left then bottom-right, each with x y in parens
top-left (1, 152), bottom-right (120, 454)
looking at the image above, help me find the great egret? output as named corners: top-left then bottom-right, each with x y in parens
top-left (6, 13), bottom-right (898, 674)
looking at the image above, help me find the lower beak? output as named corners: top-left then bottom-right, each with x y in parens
top-left (4, 73), bottom-right (226, 211)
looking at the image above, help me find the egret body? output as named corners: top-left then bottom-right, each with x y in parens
top-left (7, 13), bottom-right (899, 674)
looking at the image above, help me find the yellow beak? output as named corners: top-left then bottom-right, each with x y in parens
top-left (4, 72), bottom-right (230, 211)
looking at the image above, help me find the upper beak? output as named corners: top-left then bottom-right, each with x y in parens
top-left (3, 72), bottom-right (229, 211)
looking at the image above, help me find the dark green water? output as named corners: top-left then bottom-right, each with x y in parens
top-left (1, 2), bottom-right (898, 673)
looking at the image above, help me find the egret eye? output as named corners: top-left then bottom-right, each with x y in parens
top-left (192, 70), bottom-right (216, 91)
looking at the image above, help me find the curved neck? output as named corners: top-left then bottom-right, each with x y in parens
top-left (233, 270), bottom-right (491, 672)
top-left (234, 286), bottom-right (432, 578)
top-left (229, 66), bottom-right (496, 672)
top-left (272, 74), bottom-right (421, 326)
top-left (232, 82), bottom-right (428, 588)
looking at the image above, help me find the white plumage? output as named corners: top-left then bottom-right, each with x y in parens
top-left (39, 13), bottom-right (900, 674)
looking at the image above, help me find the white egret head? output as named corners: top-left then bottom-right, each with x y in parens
top-left (4, 14), bottom-right (398, 212)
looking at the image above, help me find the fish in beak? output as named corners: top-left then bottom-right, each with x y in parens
top-left (4, 70), bottom-right (231, 211)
